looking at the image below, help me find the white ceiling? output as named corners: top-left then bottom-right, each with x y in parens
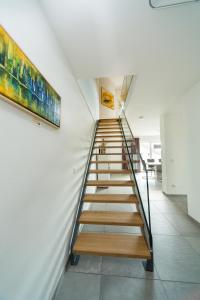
top-left (41, 0), bottom-right (200, 135)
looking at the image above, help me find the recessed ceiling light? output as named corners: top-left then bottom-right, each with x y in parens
top-left (139, 116), bottom-right (144, 119)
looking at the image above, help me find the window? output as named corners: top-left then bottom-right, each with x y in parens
top-left (140, 141), bottom-right (161, 163)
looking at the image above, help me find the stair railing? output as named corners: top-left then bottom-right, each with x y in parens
top-left (68, 121), bottom-right (98, 265)
top-left (119, 110), bottom-right (153, 271)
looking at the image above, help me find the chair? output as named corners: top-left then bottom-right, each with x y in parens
top-left (147, 159), bottom-right (155, 176)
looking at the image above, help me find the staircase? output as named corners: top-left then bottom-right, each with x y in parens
top-left (68, 116), bottom-right (153, 271)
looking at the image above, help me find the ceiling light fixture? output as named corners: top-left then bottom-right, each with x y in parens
top-left (139, 116), bottom-right (144, 119)
top-left (149, 0), bottom-right (200, 8)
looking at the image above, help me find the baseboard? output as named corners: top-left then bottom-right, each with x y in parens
top-left (162, 191), bottom-right (187, 197)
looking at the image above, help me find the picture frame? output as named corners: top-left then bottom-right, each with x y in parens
top-left (0, 25), bottom-right (61, 127)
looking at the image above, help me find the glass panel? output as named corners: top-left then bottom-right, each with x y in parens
top-left (120, 112), bottom-right (151, 230)
top-left (120, 75), bottom-right (134, 103)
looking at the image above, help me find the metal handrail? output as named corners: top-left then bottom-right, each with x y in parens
top-left (119, 111), bottom-right (152, 248)
top-left (68, 121), bottom-right (98, 262)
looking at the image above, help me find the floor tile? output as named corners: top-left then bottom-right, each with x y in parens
top-left (101, 276), bottom-right (168, 300)
top-left (145, 203), bottom-right (161, 216)
top-left (165, 213), bottom-right (200, 236)
top-left (163, 281), bottom-right (200, 300)
top-left (105, 203), bottom-right (137, 212)
top-left (154, 235), bottom-right (200, 282)
top-left (101, 256), bottom-right (159, 279)
top-left (169, 195), bottom-right (188, 213)
top-left (153, 199), bottom-right (186, 215)
top-left (89, 203), bottom-right (107, 210)
top-left (82, 224), bottom-right (105, 232)
top-left (184, 236), bottom-right (200, 255)
top-left (151, 214), bottom-right (180, 235)
top-left (55, 272), bottom-right (101, 300)
top-left (67, 255), bottom-right (102, 274)
top-left (104, 225), bottom-right (141, 234)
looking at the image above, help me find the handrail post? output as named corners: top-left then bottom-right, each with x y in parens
top-left (145, 168), bottom-right (151, 233)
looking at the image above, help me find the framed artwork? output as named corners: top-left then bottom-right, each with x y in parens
top-left (101, 87), bottom-right (114, 110)
top-left (0, 26), bottom-right (61, 127)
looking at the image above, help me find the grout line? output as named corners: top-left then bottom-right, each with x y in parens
top-left (160, 279), bottom-right (171, 300)
top-left (99, 276), bottom-right (103, 300)
top-left (67, 269), bottom-right (200, 285)
top-left (99, 257), bottom-right (104, 300)
top-left (68, 269), bottom-right (160, 281)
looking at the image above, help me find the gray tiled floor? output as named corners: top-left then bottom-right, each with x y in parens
top-left (55, 175), bottom-right (200, 300)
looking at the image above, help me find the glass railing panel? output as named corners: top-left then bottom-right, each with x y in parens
top-left (120, 111), bottom-right (151, 234)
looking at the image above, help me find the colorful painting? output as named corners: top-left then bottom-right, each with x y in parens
top-left (0, 26), bottom-right (61, 127)
top-left (101, 87), bottom-right (114, 110)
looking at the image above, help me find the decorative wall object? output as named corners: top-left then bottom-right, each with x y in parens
top-left (149, 0), bottom-right (199, 8)
top-left (101, 87), bottom-right (114, 110)
top-left (0, 26), bottom-right (61, 127)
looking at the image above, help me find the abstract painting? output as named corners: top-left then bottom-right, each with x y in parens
top-left (101, 87), bottom-right (114, 110)
top-left (0, 26), bottom-right (61, 127)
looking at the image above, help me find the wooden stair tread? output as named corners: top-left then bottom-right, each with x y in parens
top-left (97, 131), bottom-right (122, 134)
top-left (99, 118), bottom-right (119, 120)
top-left (95, 140), bottom-right (124, 143)
top-left (79, 211), bottom-right (143, 226)
top-left (98, 122), bottom-right (119, 125)
top-left (95, 135), bottom-right (123, 138)
top-left (84, 194), bottom-right (138, 203)
top-left (93, 146), bottom-right (124, 149)
top-left (99, 122), bottom-right (119, 124)
top-left (98, 123), bottom-right (120, 125)
top-left (86, 180), bottom-right (134, 186)
top-left (90, 160), bottom-right (128, 164)
top-left (98, 119), bottom-right (119, 123)
top-left (92, 153), bottom-right (123, 155)
top-left (99, 119), bottom-right (119, 121)
top-left (89, 169), bottom-right (131, 174)
top-left (97, 128), bottom-right (121, 130)
top-left (73, 232), bottom-right (151, 259)
top-left (97, 127), bottom-right (121, 129)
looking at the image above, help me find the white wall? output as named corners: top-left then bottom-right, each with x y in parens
top-left (160, 80), bottom-right (200, 223)
top-left (0, 1), bottom-right (98, 300)
top-left (98, 78), bottom-right (119, 119)
top-left (181, 81), bottom-right (200, 223)
top-left (77, 79), bottom-right (99, 120)
top-left (160, 112), bottom-right (187, 195)
top-left (139, 135), bottom-right (160, 144)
